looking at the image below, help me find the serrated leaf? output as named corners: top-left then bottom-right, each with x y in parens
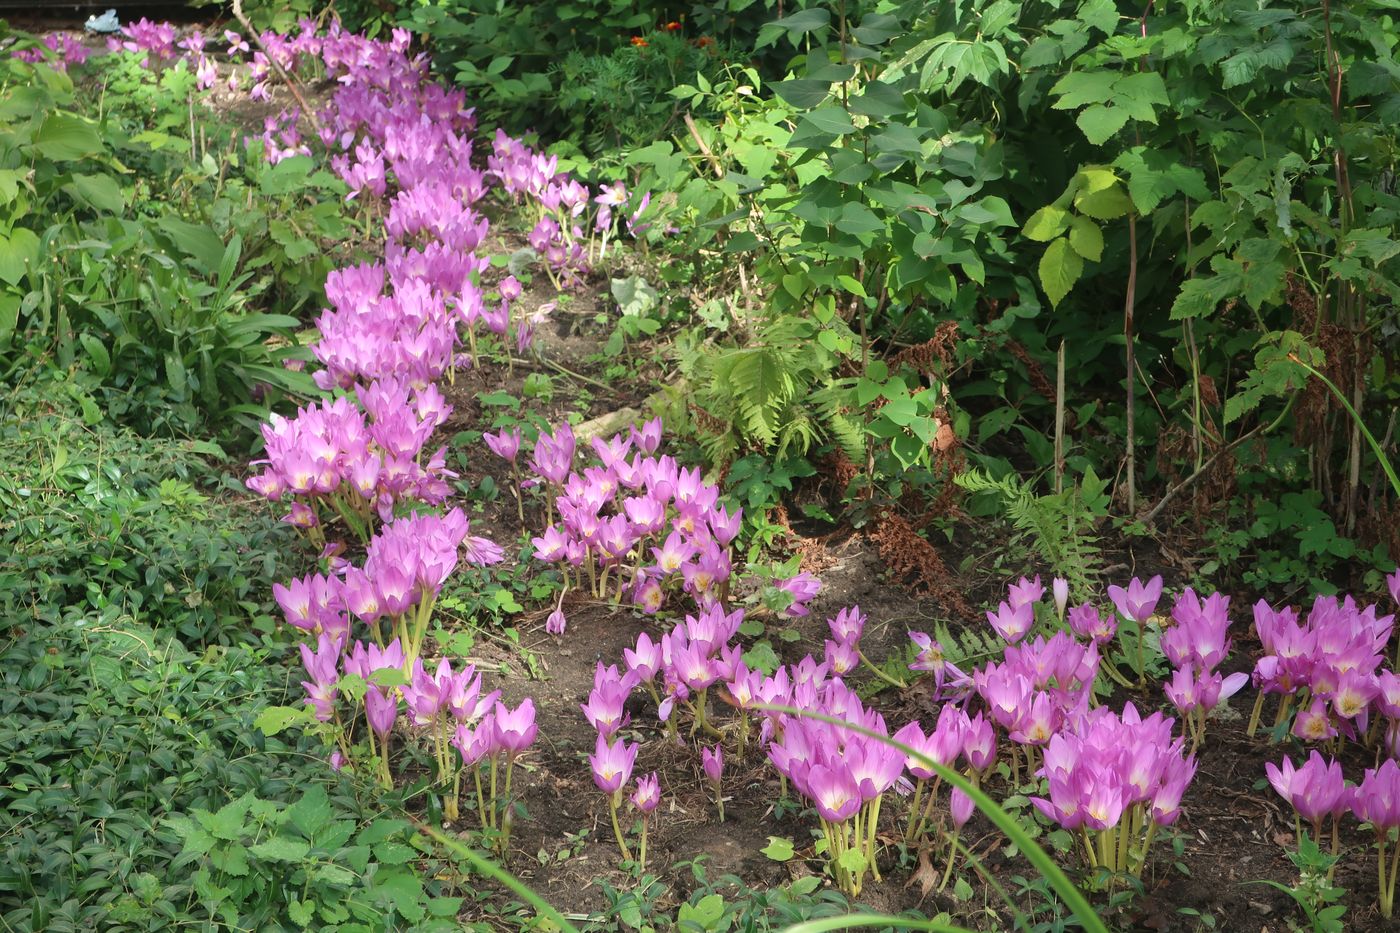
top-left (1049, 70), bottom-right (1117, 109)
top-left (249, 836), bottom-right (312, 862)
top-left (1023, 206), bottom-right (1071, 242)
top-left (288, 785), bottom-right (332, 839)
top-left (1068, 216), bottom-right (1104, 261)
top-left (1075, 184), bottom-right (1133, 220)
top-left (1076, 104), bottom-right (1130, 144)
top-left (1038, 237), bottom-right (1083, 307)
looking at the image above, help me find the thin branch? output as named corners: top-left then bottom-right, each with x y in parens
top-left (231, 0), bottom-right (323, 137)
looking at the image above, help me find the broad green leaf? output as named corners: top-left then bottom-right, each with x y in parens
top-left (1068, 216), bottom-right (1104, 261)
top-left (0, 229), bottom-right (40, 286)
top-left (1076, 104), bottom-right (1130, 144)
top-left (67, 173), bottom-right (125, 212)
top-left (288, 785), bottom-right (333, 838)
top-left (1023, 206), bottom-right (1070, 242)
top-left (1049, 70), bottom-right (1117, 109)
top-left (1075, 184), bottom-right (1133, 219)
top-left (249, 837), bottom-right (312, 862)
top-left (32, 113), bottom-right (103, 160)
top-left (761, 837), bottom-right (795, 861)
top-left (79, 333), bottom-right (111, 376)
top-left (678, 893), bottom-right (725, 928)
top-left (1038, 237), bottom-right (1083, 307)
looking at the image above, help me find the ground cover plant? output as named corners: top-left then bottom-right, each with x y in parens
top-left (2, 5), bottom-right (1399, 933)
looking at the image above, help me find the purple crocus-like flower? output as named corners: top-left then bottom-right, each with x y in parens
top-left (824, 638), bottom-right (859, 676)
top-left (1052, 577), bottom-right (1070, 620)
top-left (806, 763), bottom-right (861, 823)
top-left (1387, 568), bottom-right (1400, 607)
top-left (483, 426), bottom-right (523, 463)
top-left (950, 787), bottom-right (974, 829)
top-left (1353, 758), bottom-right (1400, 830)
top-left (702, 745), bottom-right (723, 784)
top-left (777, 572), bottom-right (822, 618)
top-left (1108, 575), bottom-right (1165, 623)
top-left (589, 733), bottom-right (638, 795)
top-left (631, 772), bottom-right (661, 813)
top-left (987, 599), bottom-right (1035, 643)
top-left (1266, 751), bottom-right (1351, 827)
top-left (546, 608), bottom-right (567, 636)
top-left (491, 698), bottom-right (538, 753)
top-left (624, 632), bottom-right (661, 682)
top-left (828, 606), bottom-right (866, 644)
top-left (365, 686), bottom-right (398, 737)
top-left (1068, 604), bottom-right (1116, 643)
top-left (630, 417), bottom-right (663, 454)
top-left (1006, 575), bottom-right (1044, 609)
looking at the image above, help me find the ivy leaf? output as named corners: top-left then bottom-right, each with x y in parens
top-left (1076, 104), bottom-right (1130, 144)
top-left (1068, 216), bottom-right (1104, 261)
top-left (1038, 236), bottom-right (1084, 307)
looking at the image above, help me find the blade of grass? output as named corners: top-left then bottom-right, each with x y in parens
top-left (783, 915), bottom-right (977, 933)
top-left (412, 817), bottom-right (582, 933)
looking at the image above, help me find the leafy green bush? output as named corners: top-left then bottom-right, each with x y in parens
top-left (0, 44), bottom-right (336, 437)
top-left (0, 373), bottom-right (301, 645)
top-left (616, 0), bottom-right (1399, 578)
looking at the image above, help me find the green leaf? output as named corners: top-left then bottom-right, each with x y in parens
top-left (678, 893), bottom-right (725, 929)
top-left (289, 898), bottom-right (315, 927)
top-left (1075, 104), bottom-right (1130, 144)
top-left (1049, 71), bottom-right (1117, 109)
top-left (1068, 216), bottom-right (1104, 261)
top-left (288, 785), bottom-right (333, 838)
top-left (249, 837), bottom-right (312, 862)
top-left (79, 333), bottom-right (112, 376)
top-left (1078, 0), bottom-right (1120, 35)
top-left (774, 79), bottom-right (829, 108)
top-left (836, 847), bottom-right (868, 874)
top-left (253, 704), bottom-right (310, 736)
top-left (67, 173), bottom-right (125, 212)
top-left (852, 13), bottom-right (903, 45)
top-left (1023, 206), bottom-right (1071, 242)
top-left (801, 105), bottom-right (856, 136)
top-left (1038, 237), bottom-right (1083, 307)
top-left (761, 836), bottom-right (796, 861)
top-left (32, 113), bottom-right (103, 160)
top-left (1075, 183), bottom-right (1133, 220)
top-left (0, 229), bottom-right (41, 286)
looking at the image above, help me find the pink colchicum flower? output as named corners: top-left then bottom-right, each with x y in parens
top-left (589, 734), bottom-right (638, 796)
top-left (1108, 575), bottom-right (1164, 623)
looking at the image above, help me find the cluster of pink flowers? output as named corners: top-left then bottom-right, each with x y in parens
top-left (1261, 572), bottom-right (1400, 917)
top-left (275, 507), bottom-right (500, 664)
top-left (13, 32), bottom-right (90, 71)
top-left (247, 382), bottom-right (454, 537)
top-left (1032, 704), bottom-right (1196, 875)
top-left (1249, 590), bottom-right (1396, 745)
top-left (1159, 589), bottom-right (1249, 748)
top-left (489, 131), bottom-right (651, 287)
top-left (515, 419), bottom-right (752, 613)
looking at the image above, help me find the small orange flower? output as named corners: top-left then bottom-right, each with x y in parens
top-left (665, 21), bottom-right (682, 31)
top-left (696, 36), bottom-right (714, 48)
top-left (630, 36), bottom-right (649, 47)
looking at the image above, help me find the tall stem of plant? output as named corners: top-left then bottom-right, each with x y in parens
top-left (608, 794), bottom-right (633, 863)
top-left (1124, 211), bottom-right (1139, 515)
